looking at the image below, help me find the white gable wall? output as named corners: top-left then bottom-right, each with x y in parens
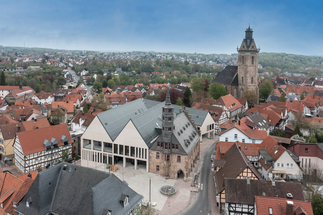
top-left (274, 151), bottom-right (302, 180)
top-left (219, 127), bottom-right (263, 144)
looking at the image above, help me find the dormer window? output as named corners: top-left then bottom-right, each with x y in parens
top-left (120, 194), bottom-right (129, 207)
top-left (26, 197), bottom-right (32, 208)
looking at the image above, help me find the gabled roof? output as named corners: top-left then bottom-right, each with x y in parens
top-left (213, 94), bottom-right (243, 112)
top-left (225, 179), bottom-right (304, 205)
top-left (0, 122), bottom-right (25, 140)
top-left (192, 102), bottom-right (225, 121)
top-left (213, 66), bottom-right (238, 86)
top-left (255, 196), bottom-right (313, 215)
top-left (21, 118), bottom-right (50, 131)
top-left (16, 124), bottom-right (72, 155)
top-left (15, 163), bottom-right (143, 215)
top-left (215, 143), bottom-right (262, 194)
top-left (218, 123), bottom-right (267, 139)
top-left (51, 101), bottom-right (74, 113)
top-left (247, 108), bottom-right (282, 126)
top-left (216, 141), bottom-right (263, 159)
top-left (72, 111), bottom-right (95, 127)
top-left (0, 114), bottom-right (17, 125)
top-left (260, 136), bottom-right (285, 161)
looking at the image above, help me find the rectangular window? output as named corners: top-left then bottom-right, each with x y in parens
top-left (287, 163), bottom-right (289, 168)
top-left (169, 117), bottom-right (172, 121)
top-left (252, 139), bottom-right (255, 143)
top-left (168, 128), bottom-right (171, 131)
top-left (277, 163), bottom-right (280, 167)
top-left (281, 163), bottom-right (284, 167)
top-left (242, 139), bottom-right (245, 143)
top-left (169, 109), bottom-right (172, 113)
top-left (175, 145), bottom-right (178, 150)
top-left (305, 158), bottom-right (307, 168)
top-left (156, 152), bottom-right (160, 159)
top-left (165, 144), bottom-right (168, 149)
top-left (177, 155), bottom-right (181, 163)
top-left (309, 159), bottom-right (311, 168)
top-left (234, 134), bottom-right (237, 139)
top-left (305, 148), bottom-right (309, 153)
top-left (225, 137), bottom-right (228, 142)
top-left (291, 163), bottom-right (293, 168)
top-left (156, 165), bottom-right (159, 171)
top-left (302, 158), bottom-right (304, 167)
top-left (166, 155), bottom-right (170, 161)
top-left (161, 143), bottom-right (164, 148)
top-left (157, 142), bottom-right (160, 147)
top-left (172, 144), bottom-right (175, 149)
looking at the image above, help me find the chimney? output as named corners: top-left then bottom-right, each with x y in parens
top-left (286, 200), bottom-right (294, 215)
top-left (27, 173), bottom-right (32, 178)
top-left (246, 177), bottom-right (250, 185)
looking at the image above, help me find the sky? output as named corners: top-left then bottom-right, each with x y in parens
top-left (0, 0), bottom-right (322, 56)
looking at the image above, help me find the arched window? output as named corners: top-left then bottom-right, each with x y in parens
top-left (242, 56), bottom-right (244, 64)
top-left (252, 56), bottom-right (254, 64)
top-left (242, 76), bottom-right (244, 84)
top-left (251, 77), bottom-right (253, 84)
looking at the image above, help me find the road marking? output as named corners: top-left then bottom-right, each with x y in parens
top-left (201, 183), bottom-right (203, 190)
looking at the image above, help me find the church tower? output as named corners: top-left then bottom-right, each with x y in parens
top-left (162, 87), bottom-right (174, 146)
top-left (237, 25), bottom-right (259, 98)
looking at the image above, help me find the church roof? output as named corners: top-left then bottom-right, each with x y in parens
top-left (213, 66), bottom-right (238, 86)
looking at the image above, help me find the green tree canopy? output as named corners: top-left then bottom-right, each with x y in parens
top-left (93, 81), bottom-right (102, 93)
top-left (183, 87), bottom-right (192, 107)
top-left (107, 79), bottom-right (116, 89)
top-left (308, 133), bottom-right (318, 143)
top-left (312, 193), bottom-right (323, 215)
top-left (175, 97), bottom-right (183, 106)
top-left (102, 79), bottom-right (108, 88)
top-left (279, 92), bottom-right (286, 102)
top-left (35, 84), bottom-right (42, 93)
top-left (0, 71), bottom-right (5, 86)
top-left (300, 92), bottom-right (305, 100)
top-left (293, 123), bottom-right (303, 136)
top-left (259, 80), bottom-right (274, 100)
top-left (191, 78), bottom-right (205, 92)
top-left (209, 83), bottom-right (227, 100)
top-left (270, 129), bottom-right (289, 138)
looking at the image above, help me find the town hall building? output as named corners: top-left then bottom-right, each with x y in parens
top-left (213, 26), bottom-right (260, 98)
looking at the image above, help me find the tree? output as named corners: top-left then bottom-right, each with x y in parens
top-left (300, 92), bottom-right (305, 100)
top-left (102, 79), bottom-right (108, 88)
top-left (57, 77), bottom-right (66, 88)
top-left (83, 103), bottom-right (91, 113)
top-left (35, 84), bottom-right (42, 93)
top-left (62, 150), bottom-right (69, 162)
top-left (259, 80), bottom-right (274, 100)
top-left (312, 193), bottom-right (323, 215)
top-left (183, 87), bottom-right (192, 107)
top-left (242, 90), bottom-right (258, 108)
top-left (279, 92), bottom-right (286, 102)
top-left (175, 97), bottom-right (183, 106)
top-left (293, 123), bottom-right (303, 136)
top-left (0, 71), bottom-right (5, 85)
top-left (308, 133), bottom-right (318, 143)
top-left (191, 78), bottom-right (205, 92)
top-left (107, 79), bottom-right (116, 89)
top-left (93, 81), bottom-right (102, 93)
top-left (270, 129), bottom-right (289, 138)
top-left (209, 83), bottom-right (227, 100)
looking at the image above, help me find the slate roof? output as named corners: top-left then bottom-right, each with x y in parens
top-left (15, 163), bottom-right (143, 215)
top-left (213, 66), bottom-right (238, 86)
top-left (225, 179), bottom-right (304, 205)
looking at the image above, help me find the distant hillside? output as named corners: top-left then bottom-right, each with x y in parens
top-left (258, 52), bottom-right (323, 72)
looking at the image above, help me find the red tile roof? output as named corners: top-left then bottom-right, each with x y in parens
top-left (213, 94), bottom-right (242, 112)
top-left (52, 101), bottom-right (74, 113)
top-left (219, 122), bottom-right (267, 139)
top-left (247, 108), bottom-right (282, 126)
top-left (16, 124), bottom-right (72, 155)
top-left (21, 118), bottom-right (50, 131)
top-left (255, 196), bottom-right (313, 215)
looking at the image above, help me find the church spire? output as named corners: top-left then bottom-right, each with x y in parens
top-left (165, 87), bottom-right (171, 105)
